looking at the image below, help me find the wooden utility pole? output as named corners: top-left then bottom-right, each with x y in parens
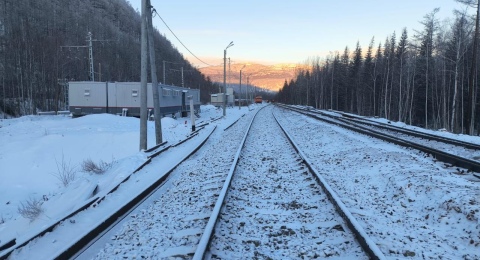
top-left (2, 0), bottom-right (5, 118)
top-left (140, 0), bottom-right (148, 150)
top-left (147, 0), bottom-right (162, 144)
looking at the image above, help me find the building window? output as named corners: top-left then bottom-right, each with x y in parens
top-left (163, 88), bottom-right (172, 96)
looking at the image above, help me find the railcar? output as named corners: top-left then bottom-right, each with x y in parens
top-left (254, 96), bottom-right (263, 104)
top-left (68, 81), bottom-right (200, 117)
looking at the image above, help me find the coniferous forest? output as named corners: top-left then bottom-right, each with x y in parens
top-left (0, 0), bottom-right (220, 116)
top-left (277, 5), bottom-right (480, 135)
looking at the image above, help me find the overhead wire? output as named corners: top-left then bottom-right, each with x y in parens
top-left (151, 7), bottom-right (215, 67)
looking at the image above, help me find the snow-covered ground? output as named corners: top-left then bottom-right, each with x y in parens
top-left (1, 104), bottom-right (479, 259)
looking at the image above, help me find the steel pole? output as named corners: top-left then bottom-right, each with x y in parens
top-left (223, 49), bottom-right (227, 116)
top-left (239, 69), bottom-right (242, 110)
top-left (222, 41), bottom-right (233, 116)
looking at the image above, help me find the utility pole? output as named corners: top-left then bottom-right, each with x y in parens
top-left (60, 32), bottom-right (94, 81)
top-left (239, 70), bottom-right (242, 109)
top-left (139, 0), bottom-right (148, 150)
top-left (163, 60), bottom-right (166, 84)
top-left (246, 76), bottom-right (250, 104)
top-left (147, 0), bottom-right (162, 144)
top-left (228, 58), bottom-right (231, 89)
top-left (239, 65), bottom-right (245, 109)
top-left (181, 67), bottom-right (184, 87)
top-left (2, 0), bottom-right (5, 118)
top-left (87, 32), bottom-right (94, 81)
top-left (223, 41), bottom-right (233, 116)
top-left (223, 50), bottom-right (227, 115)
top-left (228, 58), bottom-right (231, 107)
top-left (61, 32), bottom-right (109, 81)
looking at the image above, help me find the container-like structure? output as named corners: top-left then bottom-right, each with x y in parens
top-left (68, 81), bottom-right (200, 117)
top-left (210, 87), bottom-right (234, 108)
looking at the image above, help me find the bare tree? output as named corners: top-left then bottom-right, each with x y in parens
top-left (456, 0), bottom-right (479, 134)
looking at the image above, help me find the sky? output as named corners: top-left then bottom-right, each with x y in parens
top-left (127, 0), bottom-right (472, 67)
top-left (128, 0), bottom-right (473, 67)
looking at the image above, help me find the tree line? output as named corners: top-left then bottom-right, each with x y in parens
top-left (277, 2), bottom-right (480, 135)
top-left (0, 0), bottom-right (220, 116)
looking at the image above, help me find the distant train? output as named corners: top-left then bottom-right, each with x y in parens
top-left (68, 81), bottom-right (200, 117)
top-left (254, 96), bottom-right (263, 104)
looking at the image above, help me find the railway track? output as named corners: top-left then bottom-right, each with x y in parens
top-left (195, 105), bottom-right (382, 259)
top-left (274, 107), bottom-right (480, 259)
top-left (280, 104), bottom-right (480, 176)
top-left (295, 105), bottom-right (480, 151)
top-left (90, 109), bottom-right (260, 259)
top-left (0, 118), bottom-right (220, 260)
top-left (337, 111), bottom-right (480, 150)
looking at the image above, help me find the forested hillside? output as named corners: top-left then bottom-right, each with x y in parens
top-left (0, 0), bottom-right (219, 116)
top-left (277, 7), bottom-right (480, 135)
top-left (199, 63), bottom-right (305, 92)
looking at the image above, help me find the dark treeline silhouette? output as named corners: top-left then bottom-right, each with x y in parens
top-left (0, 0), bottom-right (220, 116)
top-left (277, 5), bottom-right (480, 135)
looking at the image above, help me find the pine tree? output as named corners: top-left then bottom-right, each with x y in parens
top-left (396, 28), bottom-right (409, 122)
top-left (350, 41), bottom-right (363, 114)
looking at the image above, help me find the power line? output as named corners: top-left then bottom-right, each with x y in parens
top-left (152, 8), bottom-right (214, 67)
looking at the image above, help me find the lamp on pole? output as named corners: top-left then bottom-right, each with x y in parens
top-left (223, 41), bottom-right (234, 116)
top-left (239, 64), bottom-right (246, 110)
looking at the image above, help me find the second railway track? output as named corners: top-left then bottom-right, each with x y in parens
top-left (281, 104), bottom-right (480, 176)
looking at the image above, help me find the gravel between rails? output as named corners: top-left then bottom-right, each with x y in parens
top-left (208, 106), bottom-right (367, 259)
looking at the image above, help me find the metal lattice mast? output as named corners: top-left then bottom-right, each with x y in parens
top-left (61, 32), bottom-right (109, 81)
top-left (87, 32), bottom-right (94, 81)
